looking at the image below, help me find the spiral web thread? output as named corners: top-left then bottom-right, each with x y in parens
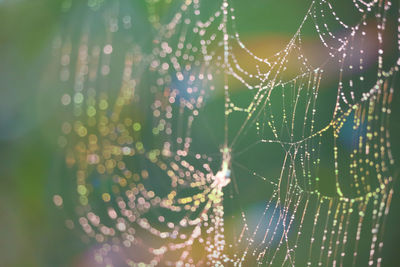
top-left (52, 0), bottom-right (399, 266)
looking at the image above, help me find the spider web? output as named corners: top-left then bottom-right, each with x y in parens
top-left (51, 0), bottom-right (399, 266)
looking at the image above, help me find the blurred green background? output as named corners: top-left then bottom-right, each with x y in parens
top-left (1, 0), bottom-right (400, 266)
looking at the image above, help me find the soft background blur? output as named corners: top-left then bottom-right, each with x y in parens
top-left (1, 0), bottom-right (400, 266)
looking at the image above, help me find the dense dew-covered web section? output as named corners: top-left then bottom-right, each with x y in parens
top-left (51, 0), bottom-right (400, 266)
